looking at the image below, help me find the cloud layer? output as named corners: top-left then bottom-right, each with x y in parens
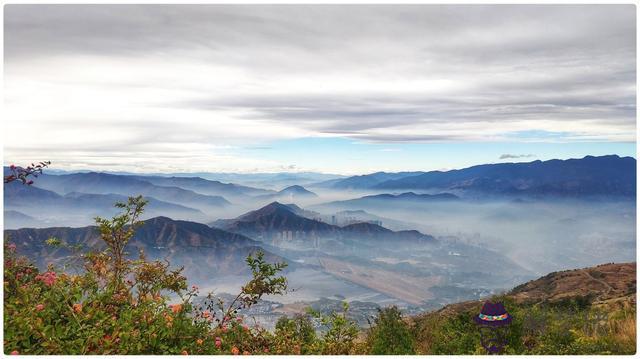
top-left (4, 5), bottom-right (636, 172)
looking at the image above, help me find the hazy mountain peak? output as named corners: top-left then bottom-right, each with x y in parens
top-left (278, 185), bottom-right (317, 197)
top-left (225, 201), bottom-right (298, 224)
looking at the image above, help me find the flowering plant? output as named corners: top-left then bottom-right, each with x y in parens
top-left (4, 196), bottom-right (289, 355)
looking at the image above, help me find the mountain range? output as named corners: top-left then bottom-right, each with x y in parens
top-left (127, 175), bottom-right (274, 198)
top-left (2, 198), bottom-right (543, 307)
top-left (4, 154), bottom-right (634, 298)
top-left (321, 155), bottom-right (636, 198)
top-left (4, 216), bottom-right (284, 281)
top-left (316, 171), bottom-right (424, 189)
top-left (212, 201), bottom-right (434, 244)
top-left (4, 181), bottom-right (206, 228)
top-left (30, 172), bottom-right (231, 211)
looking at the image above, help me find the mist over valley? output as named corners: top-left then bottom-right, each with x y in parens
top-left (4, 155), bottom-right (636, 328)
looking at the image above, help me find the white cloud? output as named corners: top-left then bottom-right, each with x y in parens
top-left (3, 5), bottom-right (636, 172)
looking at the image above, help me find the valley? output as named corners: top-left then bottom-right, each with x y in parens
top-left (3, 155), bottom-right (636, 329)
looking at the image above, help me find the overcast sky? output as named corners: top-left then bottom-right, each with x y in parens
top-left (3, 5), bottom-right (636, 174)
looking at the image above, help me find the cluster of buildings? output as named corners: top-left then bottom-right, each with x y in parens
top-left (271, 230), bottom-right (320, 248)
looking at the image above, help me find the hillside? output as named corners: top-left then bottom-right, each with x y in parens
top-left (510, 262), bottom-right (635, 304)
top-left (4, 216), bottom-right (285, 282)
top-left (410, 262), bottom-right (636, 354)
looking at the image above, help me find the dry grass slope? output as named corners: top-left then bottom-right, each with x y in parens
top-left (410, 262), bottom-right (636, 355)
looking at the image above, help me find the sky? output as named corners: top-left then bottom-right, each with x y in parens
top-left (3, 5), bottom-right (636, 175)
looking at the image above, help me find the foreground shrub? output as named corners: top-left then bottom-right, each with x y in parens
top-left (3, 196), bottom-right (288, 355)
top-left (366, 306), bottom-right (415, 354)
top-left (309, 302), bottom-right (360, 354)
top-left (273, 314), bottom-right (319, 354)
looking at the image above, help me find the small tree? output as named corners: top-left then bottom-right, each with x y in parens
top-left (366, 305), bottom-right (415, 354)
top-left (210, 250), bottom-right (288, 330)
top-left (274, 314), bottom-right (318, 354)
top-left (94, 195), bottom-right (148, 292)
top-left (309, 302), bottom-right (359, 354)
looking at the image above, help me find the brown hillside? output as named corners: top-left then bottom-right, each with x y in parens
top-left (410, 263), bottom-right (636, 355)
top-left (413, 262), bottom-right (636, 322)
top-left (510, 262), bottom-right (636, 304)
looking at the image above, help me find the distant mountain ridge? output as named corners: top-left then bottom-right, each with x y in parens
top-left (30, 172), bottom-right (231, 210)
top-left (323, 155), bottom-right (636, 198)
top-left (4, 181), bottom-right (205, 228)
top-left (278, 185), bottom-right (317, 197)
top-left (318, 171), bottom-right (425, 189)
top-left (4, 210), bottom-right (45, 229)
top-left (127, 175), bottom-right (273, 198)
top-left (254, 185), bottom-right (318, 203)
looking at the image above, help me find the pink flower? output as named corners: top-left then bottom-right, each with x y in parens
top-left (35, 271), bottom-right (57, 287)
top-left (236, 317), bottom-right (243, 323)
top-left (10, 350), bottom-right (18, 355)
top-left (7, 243), bottom-right (16, 251)
top-left (242, 324), bottom-right (249, 331)
top-left (36, 304), bottom-right (45, 311)
top-left (215, 337), bottom-right (222, 348)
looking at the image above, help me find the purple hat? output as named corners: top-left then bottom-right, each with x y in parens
top-left (474, 301), bottom-right (512, 327)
